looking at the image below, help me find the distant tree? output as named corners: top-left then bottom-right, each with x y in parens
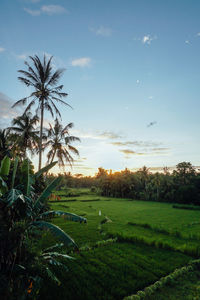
top-left (12, 55), bottom-right (70, 170)
top-left (174, 162), bottom-right (196, 185)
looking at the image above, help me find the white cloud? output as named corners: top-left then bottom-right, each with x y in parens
top-left (71, 57), bottom-right (91, 67)
top-left (185, 40), bottom-right (190, 44)
top-left (90, 26), bottom-right (112, 37)
top-left (197, 32), bottom-right (200, 36)
top-left (24, 7), bottom-right (41, 16)
top-left (41, 5), bottom-right (68, 15)
top-left (142, 35), bottom-right (157, 45)
top-left (24, 5), bottom-right (68, 16)
top-left (136, 79), bottom-right (140, 84)
top-left (0, 47), bottom-right (5, 53)
top-left (148, 96), bottom-right (153, 100)
top-left (16, 53), bottom-right (27, 60)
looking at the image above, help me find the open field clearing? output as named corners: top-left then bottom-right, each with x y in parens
top-left (39, 189), bottom-right (200, 299)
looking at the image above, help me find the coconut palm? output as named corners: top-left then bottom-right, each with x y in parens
top-left (45, 118), bottom-right (80, 168)
top-left (9, 112), bottom-right (39, 158)
top-left (12, 55), bottom-right (70, 169)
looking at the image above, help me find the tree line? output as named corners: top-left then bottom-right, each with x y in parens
top-left (55, 162), bottom-right (200, 205)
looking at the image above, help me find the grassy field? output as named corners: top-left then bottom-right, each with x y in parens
top-left (39, 188), bottom-right (200, 299)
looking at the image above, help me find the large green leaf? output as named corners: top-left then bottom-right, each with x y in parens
top-left (34, 177), bottom-right (62, 208)
top-left (31, 221), bottom-right (78, 248)
top-left (38, 210), bottom-right (87, 223)
top-left (21, 159), bottom-right (31, 196)
top-left (42, 252), bottom-right (74, 260)
top-left (34, 161), bottom-right (57, 179)
top-left (0, 156), bottom-right (11, 176)
top-left (11, 157), bottom-right (19, 189)
top-left (6, 189), bottom-right (24, 207)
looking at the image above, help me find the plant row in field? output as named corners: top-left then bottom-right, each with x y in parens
top-left (127, 221), bottom-right (200, 240)
top-left (173, 204), bottom-right (200, 210)
top-left (105, 231), bottom-right (200, 257)
top-left (124, 259), bottom-right (200, 300)
top-left (38, 242), bottom-right (191, 300)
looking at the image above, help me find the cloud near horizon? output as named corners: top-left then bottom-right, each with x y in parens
top-left (111, 140), bottom-right (162, 147)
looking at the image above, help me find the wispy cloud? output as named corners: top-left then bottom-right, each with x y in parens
top-left (111, 140), bottom-right (161, 147)
top-left (24, 8), bottom-right (41, 16)
top-left (41, 5), bottom-right (68, 15)
top-left (0, 47), bottom-right (5, 53)
top-left (119, 149), bottom-right (137, 155)
top-left (119, 148), bottom-right (170, 158)
top-left (90, 26), bottom-right (112, 37)
top-left (71, 57), bottom-right (91, 67)
top-left (15, 53), bottom-right (28, 60)
top-left (142, 34), bottom-right (157, 45)
top-left (24, 5), bottom-right (68, 16)
top-left (98, 131), bottom-right (123, 140)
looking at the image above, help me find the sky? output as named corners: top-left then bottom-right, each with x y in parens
top-left (1, 0), bottom-right (200, 175)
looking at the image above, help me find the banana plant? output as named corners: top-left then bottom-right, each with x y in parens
top-left (0, 156), bottom-right (86, 299)
top-left (0, 155), bottom-right (11, 196)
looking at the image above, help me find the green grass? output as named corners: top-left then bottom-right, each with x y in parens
top-left (39, 242), bottom-right (191, 300)
top-left (41, 189), bottom-right (200, 299)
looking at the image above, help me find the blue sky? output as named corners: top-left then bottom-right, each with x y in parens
top-left (1, 0), bottom-right (200, 175)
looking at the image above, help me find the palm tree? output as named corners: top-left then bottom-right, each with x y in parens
top-left (9, 112), bottom-right (39, 158)
top-left (12, 55), bottom-right (70, 169)
top-left (45, 118), bottom-right (80, 168)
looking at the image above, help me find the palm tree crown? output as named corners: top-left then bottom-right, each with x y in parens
top-left (12, 55), bottom-right (70, 169)
top-left (9, 112), bottom-right (39, 157)
top-left (45, 118), bottom-right (80, 168)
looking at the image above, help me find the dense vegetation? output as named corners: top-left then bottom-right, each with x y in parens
top-left (51, 162), bottom-right (200, 205)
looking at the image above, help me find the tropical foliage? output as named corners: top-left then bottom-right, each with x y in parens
top-left (12, 55), bottom-right (71, 170)
top-left (0, 156), bottom-right (86, 299)
top-left (53, 162), bottom-right (200, 205)
top-left (45, 118), bottom-right (80, 168)
top-left (8, 112), bottom-right (39, 157)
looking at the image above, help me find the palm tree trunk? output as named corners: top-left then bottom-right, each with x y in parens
top-left (50, 149), bottom-right (56, 164)
top-left (38, 99), bottom-right (44, 170)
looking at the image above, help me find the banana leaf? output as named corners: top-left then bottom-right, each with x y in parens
top-left (31, 221), bottom-right (78, 249)
top-left (38, 210), bottom-right (87, 223)
top-left (34, 177), bottom-right (62, 208)
top-left (34, 161), bottom-right (57, 179)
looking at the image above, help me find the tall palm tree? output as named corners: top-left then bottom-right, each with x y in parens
top-left (9, 112), bottom-right (39, 158)
top-left (45, 118), bottom-right (80, 168)
top-left (12, 55), bottom-right (70, 169)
